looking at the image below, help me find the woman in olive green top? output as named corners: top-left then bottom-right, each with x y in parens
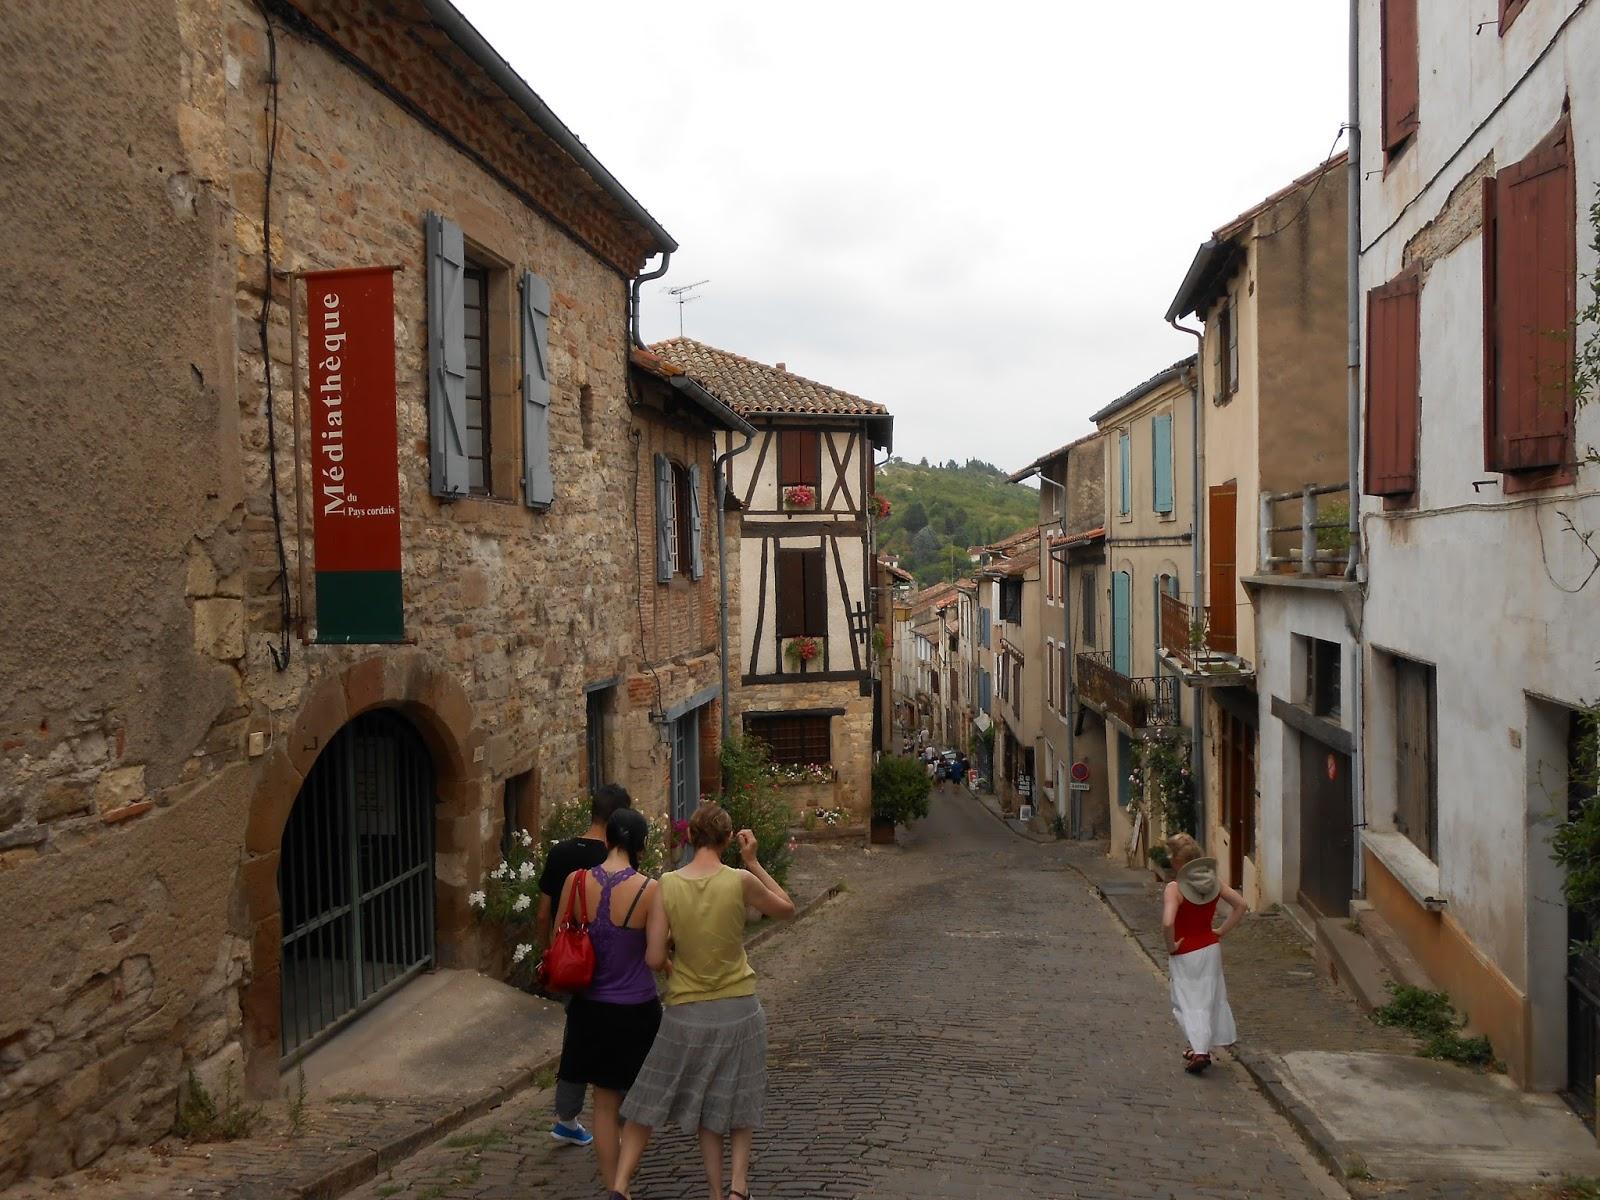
top-left (611, 802), bottom-right (793, 1200)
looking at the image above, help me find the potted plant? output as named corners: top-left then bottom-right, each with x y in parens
top-left (869, 494), bottom-right (891, 520)
top-left (784, 636), bottom-right (821, 669)
top-left (870, 755), bottom-right (932, 845)
top-left (782, 484), bottom-right (816, 510)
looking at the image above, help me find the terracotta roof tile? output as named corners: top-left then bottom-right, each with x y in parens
top-left (649, 338), bottom-right (890, 418)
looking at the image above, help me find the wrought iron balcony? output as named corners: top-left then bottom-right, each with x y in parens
top-left (1157, 591), bottom-right (1253, 687)
top-left (1075, 651), bottom-right (1180, 730)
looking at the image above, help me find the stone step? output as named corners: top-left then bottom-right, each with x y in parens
top-left (1350, 898), bottom-right (1435, 993)
top-left (1313, 915), bottom-right (1396, 1013)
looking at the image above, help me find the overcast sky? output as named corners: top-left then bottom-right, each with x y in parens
top-left (456, 1), bottom-right (1349, 474)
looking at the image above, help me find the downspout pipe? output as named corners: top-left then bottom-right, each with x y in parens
top-left (631, 252), bottom-right (671, 349)
top-left (714, 430), bottom-right (755, 742)
top-left (1170, 324), bottom-right (1207, 847)
top-left (1346, 0), bottom-right (1367, 895)
top-left (1036, 473), bottom-right (1070, 830)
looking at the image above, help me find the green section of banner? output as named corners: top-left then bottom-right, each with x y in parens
top-left (315, 570), bottom-right (404, 644)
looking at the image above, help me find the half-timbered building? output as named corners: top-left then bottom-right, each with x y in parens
top-left (651, 340), bottom-right (893, 819)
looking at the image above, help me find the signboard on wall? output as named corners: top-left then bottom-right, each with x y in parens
top-left (304, 266), bottom-right (404, 643)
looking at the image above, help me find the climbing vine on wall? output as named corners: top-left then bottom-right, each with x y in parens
top-left (1128, 731), bottom-right (1196, 842)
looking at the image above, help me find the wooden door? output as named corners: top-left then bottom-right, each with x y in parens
top-left (1298, 736), bottom-right (1353, 918)
top-left (1218, 706), bottom-right (1255, 888)
top-left (1395, 658), bottom-right (1437, 859)
top-left (1208, 483), bottom-right (1238, 654)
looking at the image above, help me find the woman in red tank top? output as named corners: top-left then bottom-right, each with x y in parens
top-left (1161, 833), bottom-right (1247, 1073)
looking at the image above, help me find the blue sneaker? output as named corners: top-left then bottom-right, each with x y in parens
top-left (551, 1120), bottom-right (594, 1147)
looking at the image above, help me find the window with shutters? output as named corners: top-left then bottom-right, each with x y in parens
top-left (1381, 0), bottom-right (1419, 161)
top-left (1081, 569), bottom-right (1097, 647)
top-left (672, 462), bottom-right (694, 577)
top-left (660, 463), bottom-right (680, 578)
top-left (1216, 298), bottom-right (1239, 399)
top-left (462, 264), bottom-right (491, 493)
top-left (931, 670), bottom-right (940, 696)
top-left (1483, 116), bottom-right (1577, 491)
top-left (1046, 639), bottom-right (1056, 711)
top-left (1058, 642), bottom-right (1069, 713)
top-left (746, 715), bottom-right (831, 766)
top-left (775, 547), bottom-right (827, 639)
top-left (1391, 655), bottom-right (1437, 861)
top-left (1365, 271), bottom-right (1421, 501)
top-left (999, 579), bottom-right (1023, 625)
top-left (1152, 411), bottom-right (1175, 515)
top-left (778, 429), bottom-right (821, 489)
top-left (1117, 431), bottom-right (1132, 517)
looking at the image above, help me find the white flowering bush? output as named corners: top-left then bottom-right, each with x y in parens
top-left (470, 796), bottom-right (674, 981)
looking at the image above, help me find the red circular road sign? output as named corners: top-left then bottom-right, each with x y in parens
top-left (1326, 753), bottom-right (1338, 781)
top-left (1071, 760), bottom-right (1090, 783)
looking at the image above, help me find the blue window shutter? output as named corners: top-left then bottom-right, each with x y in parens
top-left (520, 271), bottom-right (553, 509)
top-left (654, 454), bottom-right (672, 583)
top-left (1118, 432), bottom-right (1131, 515)
top-left (688, 464), bottom-right (705, 581)
top-left (1152, 413), bottom-right (1173, 513)
top-left (980, 667), bottom-right (991, 711)
top-left (426, 213), bottom-right (469, 498)
top-left (1112, 570), bottom-right (1131, 676)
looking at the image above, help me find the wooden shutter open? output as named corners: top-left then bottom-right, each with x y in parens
top-left (1152, 412), bottom-right (1174, 513)
top-left (775, 548), bottom-right (805, 637)
top-left (1365, 272), bottom-right (1421, 496)
top-left (520, 271), bottom-right (553, 509)
top-left (426, 212), bottom-right (470, 499)
top-left (654, 454), bottom-right (674, 583)
top-left (1381, 0), bottom-right (1420, 155)
top-left (1485, 119), bottom-right (1575, 474)
top-left (802, 547), bottom-right (828, 637)
top-left (687, 464), bottom-right (705, 581)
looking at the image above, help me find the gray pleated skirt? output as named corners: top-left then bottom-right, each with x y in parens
top-left (619, 995), bottom-right (767, 1134)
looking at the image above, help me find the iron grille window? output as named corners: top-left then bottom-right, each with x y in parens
top-left (747, 715), bottom-right (831, 766)
top-left (463, 264), bottom-right (490, 494)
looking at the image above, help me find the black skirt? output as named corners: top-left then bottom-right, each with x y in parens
top-left (557, 994), bottom-right (663, 1093)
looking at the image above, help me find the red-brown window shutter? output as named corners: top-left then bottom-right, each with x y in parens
top-left (1499, 0), bottom-right (1530, 34)
top-left (1484, 117), bottom-right (1576, 475)
top-left (1365, 272), bottom-right (1421, 497)
top-left (1381, 0), bottom-right (1420, 156)
top-left (776, 548), bottom-right (805, 637)
top-left (779, 429), bottom-right (821, 488)
top-left (802, 547), bottom-right (828, 637)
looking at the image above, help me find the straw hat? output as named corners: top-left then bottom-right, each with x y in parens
top-left (1176, 856), bottom-right (1221, 905)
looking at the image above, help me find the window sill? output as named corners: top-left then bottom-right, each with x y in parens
top-left (1362, 829), bottom-right (1446, 911)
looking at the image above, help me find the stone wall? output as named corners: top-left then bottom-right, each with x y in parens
top-left (732, 680), bottom-right (875, 819)
top-left (0, 0), bottom-right (686, 1181)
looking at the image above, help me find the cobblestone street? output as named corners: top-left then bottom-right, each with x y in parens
top-left (344, 787), bottom-right (1342, 1200)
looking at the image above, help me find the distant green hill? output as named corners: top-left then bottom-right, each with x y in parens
top-left (875, 458), bottom-right (1038, 586)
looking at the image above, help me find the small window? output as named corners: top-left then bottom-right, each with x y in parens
top-left (1081, 569), bottom-right (1097, 647)
top-left (585, 688), bottom-right (610, 796)
top-left (463, 264), bottom-right (491, 494)
top-left (673, 462), bottom-right (694, 576)
top-left (776, 547), bottom-right (827, 639)
top-left (778, 429), bottom-right (821, 489)
top-left (1216, 298), bottom-right (1239, 398)
top-left (999, 579), bottom-right (1023, 625)
top-left (1393, 656), bottom-right (1437, 860)
top-left (931, 670), bottom-right (940, 696)
top-left (1306, 638), bottom-right (1342, 719)
top-left (747, 714), bottom-right (831, 766)
top-left (501, 769), bottom-right (537, 858)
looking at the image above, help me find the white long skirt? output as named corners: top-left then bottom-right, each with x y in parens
top-left (1169, 942), bottom-right (1238, 1054)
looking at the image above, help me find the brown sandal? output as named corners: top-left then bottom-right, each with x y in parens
top-left (1184, 1052), bottom-right (1211, 1074)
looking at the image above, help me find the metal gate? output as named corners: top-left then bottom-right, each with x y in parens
top-left (279, 710), bottom-right (437, 1061)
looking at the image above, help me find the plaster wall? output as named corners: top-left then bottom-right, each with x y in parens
top-left (737, 534), bottom-right (870, 678)
top-left (1356, 0), bottom-right (1600, 1088)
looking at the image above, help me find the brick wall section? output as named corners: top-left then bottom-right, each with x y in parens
top-left (0, 0), bottom-right (692, 1183)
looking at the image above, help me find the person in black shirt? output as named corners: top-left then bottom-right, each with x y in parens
top-left (538, 782), bottom-right (633, 1148)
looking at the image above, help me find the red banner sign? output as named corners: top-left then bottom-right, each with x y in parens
top-left (303, 266), bottom-right (403, 643)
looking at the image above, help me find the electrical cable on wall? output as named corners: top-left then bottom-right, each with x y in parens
top-left (1259, 124), bottom-right (1349, 241)
top-left (626, 422), bottom-right (665, 720)
top-left (255, 0), bottom-right (293, 671)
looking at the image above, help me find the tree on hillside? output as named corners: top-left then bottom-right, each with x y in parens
top-left (902, 499), bottom-right (928, 530)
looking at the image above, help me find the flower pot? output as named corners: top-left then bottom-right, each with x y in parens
top-left (870, 816), bottom-right (897, 845)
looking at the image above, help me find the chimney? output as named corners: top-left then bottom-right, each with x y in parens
top-left (775, 362), bottom-right (786, 371)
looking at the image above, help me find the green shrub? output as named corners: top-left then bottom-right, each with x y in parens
top-left (714, 736), bottom-right (792, 887)
top-left (1373, 983), bottom-right (1497, 1067)
top-left (872, 756), bottom-right (932, 827)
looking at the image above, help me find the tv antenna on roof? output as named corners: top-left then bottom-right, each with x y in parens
top-left (663, 279), bottom-right (709, 337)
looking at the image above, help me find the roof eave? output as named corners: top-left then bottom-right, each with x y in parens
top-left (420, 0), bottom-right (677, 256)
top-left (668, 376), bottom-right (757, 436)
top-left (1164, 237), bottom-right (1242, 323)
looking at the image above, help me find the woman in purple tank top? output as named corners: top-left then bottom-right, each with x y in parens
top-left (553, 808), bottom-right (662, 1191)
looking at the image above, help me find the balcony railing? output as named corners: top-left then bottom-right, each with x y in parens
top-left (1158, 591), bottom-right (1251, 684)
top-left (1260, 482), bottom-right (1353, 576)
top-left (1076, 651), bottom-right (1180, 729)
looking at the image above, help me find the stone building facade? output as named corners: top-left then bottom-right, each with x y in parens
top-left (0, 0), bottom-right (704, 1180)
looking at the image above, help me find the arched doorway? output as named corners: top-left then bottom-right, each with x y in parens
top-left (278, 710), bottom-right (437, 1060)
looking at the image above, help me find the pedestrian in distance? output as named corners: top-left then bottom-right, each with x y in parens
top-left (609, 802), bottom-right (795, 1200)
top-left (537, 782), bottom-right (634, 1148)
top-left (552, 808), bottom-right (662, 1192)
top-left (1161, 832), bottom-right (1244, 1073)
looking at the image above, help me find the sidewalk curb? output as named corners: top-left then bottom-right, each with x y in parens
top-left (1069, 862), bottom-right (1360, 1196)
top-left (295, 878), bottom-right (846, 1200)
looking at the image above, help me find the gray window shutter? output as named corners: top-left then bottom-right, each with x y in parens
top-left (520, 271), bottom-right (554, 509)
top-left (687, 463), bottom-right (705, 581)
top-left (654, 454), bottom-right (673, 583)
top-left (426, 212), bottom-right (469, 499)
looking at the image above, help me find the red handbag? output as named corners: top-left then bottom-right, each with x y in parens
top-left (537, 873), bottom-right (595, 993)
